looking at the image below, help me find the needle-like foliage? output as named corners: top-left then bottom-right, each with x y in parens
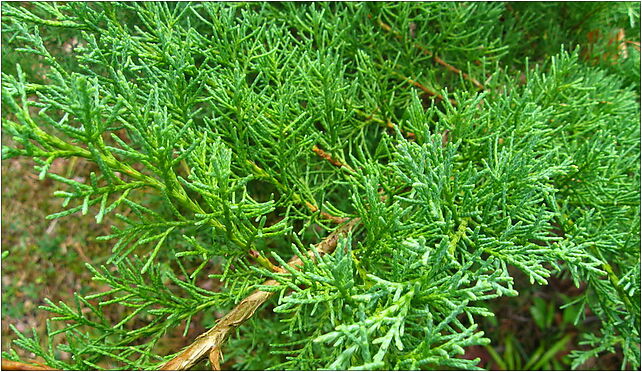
top-left (1, 2), bottom-right (639, 370)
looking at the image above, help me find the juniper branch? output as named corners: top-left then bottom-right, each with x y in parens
top-left (1, 3), bottom-right (638, 370)
top-left (160, 218), bottom-right (361, 371)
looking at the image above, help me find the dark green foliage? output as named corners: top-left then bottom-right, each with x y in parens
top-left (1, 2), bottom-right (639, 370)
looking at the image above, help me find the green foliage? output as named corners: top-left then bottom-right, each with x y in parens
top-left (1, 2), bottom-right (639, 370)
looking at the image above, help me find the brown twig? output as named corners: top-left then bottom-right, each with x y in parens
top-left (624, 40), bottom-right (641, 52)
top-left (249, 249), bottom-right (286, 273)
top-left (390, 70), bottom-right (458, 106)
top-left (370, 15), bottom-right (485, 90)
top-left (311, 145), bottom-right (356, 173)
top-left (160, 218), bottom-right (361, 371)
top-left (354, 109), bottom-right (415, 139)
top-left (431, 55), bottom-right (484, 90)
top-left (1, 359), bottom-right (58, 371)
top-left (307, 145), bottom-right (354, 223)
top-left (304, 201), bottom-right (349, 224)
